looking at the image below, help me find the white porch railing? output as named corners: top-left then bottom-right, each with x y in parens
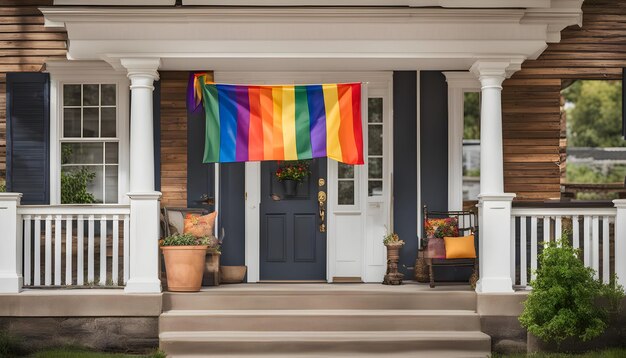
top-left (17, 205), bottom-right (131, 288)
top-left (511, 205), bottom-right (619, 288)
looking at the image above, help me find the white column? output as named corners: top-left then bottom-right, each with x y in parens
top-left (614, 199), bottom-right (626, 288)
top-left (471, 60), bottom-right (518, 293)
top-left (0, 193), bottom-right (23, 293)
top-left (121, 58), bottom-right (162, 293)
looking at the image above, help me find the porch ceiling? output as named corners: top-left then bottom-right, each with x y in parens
top-left (41, 4), bottom-right (583, 72)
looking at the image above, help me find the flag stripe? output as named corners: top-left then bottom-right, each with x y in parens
top-left (282, 87), bottom-right (297, 160)
top-left (217, 84), bottom-right (237, 162)
top-left (272, 86), bottom-right (285, 161)
top-left (260, 86), bottom-right (274, 160)
top-left (202, 79), bottom-right (221, 163)
top-left (350, 83), bottom-right (364, 165)
top-left (294, 85), bottom-right (312, 159)
top-left (323, 84), bottom-right (343, 162)
top-left (337, 84), bottom-right (358, 165)
top-left (248, 86), bottom-right (264, 161)
top-left (235, 85), bottom-right (250, 162)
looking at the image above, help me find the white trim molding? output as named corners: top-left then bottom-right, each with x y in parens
top-left (443, 72), bottom-right (480, 211)
top-left (46, 60), bottom-right (131, 205)
top-left (41, 4), bottom-right (582, 72)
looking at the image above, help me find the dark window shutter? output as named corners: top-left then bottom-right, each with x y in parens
top-left (6, 72), bottom-right (50, 204)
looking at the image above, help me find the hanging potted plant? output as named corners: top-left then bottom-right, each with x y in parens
top-left (275, 161), bottom-right (310, 196)
top-left (383, 229), bottom-right (405, 285)
top-left (160, 233), bottom-right (213, 292)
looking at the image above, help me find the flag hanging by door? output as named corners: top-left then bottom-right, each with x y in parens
top-left (188, 73), bottom-right (364, 165)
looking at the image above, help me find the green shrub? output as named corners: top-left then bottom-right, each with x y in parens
top-left (0, 331), bottom-right (30, 357)
top-left (0, 180), bottom-right (5, 193)
top-left (519, 231), bottom-right (625, 346)
top-left (61, 168), bottom-right (97, 204)
top-left (161, 233), bottom-right (215, 247)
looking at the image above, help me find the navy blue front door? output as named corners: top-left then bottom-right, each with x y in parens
top-left (260, 159), bottom-right (327, 281)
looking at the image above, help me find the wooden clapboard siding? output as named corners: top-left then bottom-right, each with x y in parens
top-left (159, 71), bottom-right (214, 207)
top-left (502, 0), bottom-right (626, 201)
top-left (0, 0), bottom-right (67, 181)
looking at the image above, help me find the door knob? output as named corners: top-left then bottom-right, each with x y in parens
top-left (318, 190), bottom-right (326, 233)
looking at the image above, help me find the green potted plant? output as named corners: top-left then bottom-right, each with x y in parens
top-left (275, 160), bottom-right (310, 196)
top-left (383, 229), bottom-right (405, 285)
top-left (160, 233), bottom-right (213, 292)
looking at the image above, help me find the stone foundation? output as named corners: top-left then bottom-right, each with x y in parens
top-left (0, 317), bottom-right (158, 353)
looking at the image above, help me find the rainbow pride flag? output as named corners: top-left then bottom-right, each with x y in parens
top-left (190, 74), bottom-right (364, 165)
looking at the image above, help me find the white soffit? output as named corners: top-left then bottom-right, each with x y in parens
top-left (40, 3), bottom-right (583, 72)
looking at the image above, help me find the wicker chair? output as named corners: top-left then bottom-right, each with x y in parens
top-left (422, 205), bottom-right (479, 288)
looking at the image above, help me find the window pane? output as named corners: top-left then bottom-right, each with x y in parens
top-left (62, 142), bottom-right (103, 164)
top-left (338, 163), bottom-right (354, 179)
top-left (83, 84), bottom-right (99, 106)
top-left (368, 157), bottom-right (383, 179)
top-left (105, 142), bottom-right (118, 164)
top-left (101, 84), bottom-right (116, 106)
top-left (105, 165), bottom-right (118, 204)
top-left (338, 181), bottom-right (354, 205)
top-left (63, 108), bottom-right (81, 138)
top-left (368, 98), bottom-right (382, 123)
top-left (368, 124), bottom-right (383, 156)
top-left (85, 166), bottom-right (104, 203)
top-left (63, 84), bottom-right (81, 106)
top-left (368, 180), bottom-right (383, 197)
top-left (101, 107), bottom-right (116, 137)
top-left (83, 108), bottom-right (99, 137)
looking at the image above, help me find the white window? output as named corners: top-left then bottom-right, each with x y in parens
top-left (367, 97), bottom-right (384, 197)
top-left (48, 61), bottom-right (130, 205)
top-left (61, 84), bottom-right (119, 203)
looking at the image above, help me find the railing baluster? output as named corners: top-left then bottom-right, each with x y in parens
top-left (530, 216), bottom-right (538, 282)
top-left (543, 216), bottom-right (550, 243)
top-left (112, 215), bottom-right (119, 286)
top-left (99, 216), bottom-right (107, 286)
top-left (592, 216), bottom-right (600, 279)
top-left (555, 216), bottom-right (562, 244)
top-left (45, 215), bottom-right (52, 286)
top-left (88, 215), bottom-right (95, 283)
top-left (573, 215), bottom-right (580, 250)
top-left (54, 215), bottom-right (62, 286)
top-left (510, 216), bottom-right (516, 285)
top-left (583, 215), bottom-right (591, 267)
top-left (520, 216), bottom-right (527, 287)
top-left (77, 215), bottom-right (84, 285)
top-left (602, 216), bottom-right (609, 283)
top-left (65, 216), bottom-right (73, 285)
top-left (123, 215), bottom-right (130, 284)
top-left (23, 215), bottom-right (32, 286)
top-left (34, 216), bottom-right (41, 286)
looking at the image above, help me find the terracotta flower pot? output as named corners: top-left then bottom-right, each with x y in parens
top-left (161, 245), bottom-right (208, 292)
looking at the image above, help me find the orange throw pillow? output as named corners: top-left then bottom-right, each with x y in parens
top-left (183, 212), bottom-right (217, 238)
top-left (443, 235), bottom-right (476, 259)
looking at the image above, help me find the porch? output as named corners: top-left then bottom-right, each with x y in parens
top-left (1, 1), bottom-right (624, 295)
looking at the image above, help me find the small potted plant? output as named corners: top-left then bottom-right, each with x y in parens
top-left (275, 161), bottom-right (310, 196)
top-left (161, 233), bottom-right (212, 292)
top-left (383, 229), bottom-right (405, 285)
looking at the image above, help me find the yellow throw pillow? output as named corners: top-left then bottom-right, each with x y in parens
top-left (183, 212), bottom-right (217, 238)
top-left (443, 235), bottom-right (476, 259)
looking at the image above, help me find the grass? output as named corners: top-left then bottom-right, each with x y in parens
top-left (492, 348), bottom-right (626, 358)
top-left (1, 331), bottom-right (165, 358)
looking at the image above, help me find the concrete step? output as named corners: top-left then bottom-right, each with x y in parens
top-left (159, 330), bottom-right (491, 357)
top-left (159, 309), bottom-right (481, 332)
top-left (163, 288), bottom-right (476, 311)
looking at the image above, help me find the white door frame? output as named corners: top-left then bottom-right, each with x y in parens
top-left (215, 71), bottom-right (392, 282)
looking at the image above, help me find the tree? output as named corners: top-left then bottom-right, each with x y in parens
top-left (563, 80), bottom-right (624, 147)
top-left (463, 92), bottom-right (480, 140)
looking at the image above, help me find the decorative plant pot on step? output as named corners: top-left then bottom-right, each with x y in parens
top-left (220, 265), bottom-right (247, 284)
top-left (383, 242), bottom-right (405, 285)
top-left (203, 252), bottom-right (221, 286)
top-left (161, 245), bottom-right (208, 292)
top-left (282, 179), bottom-right (298, 196)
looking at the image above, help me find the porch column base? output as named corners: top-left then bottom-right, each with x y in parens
top-left (476, 193), bottom-right (515, 294)
top-left (124, 192), bottom-right (162, 294)
top-left (0, 193), bottom-right (23, 293)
